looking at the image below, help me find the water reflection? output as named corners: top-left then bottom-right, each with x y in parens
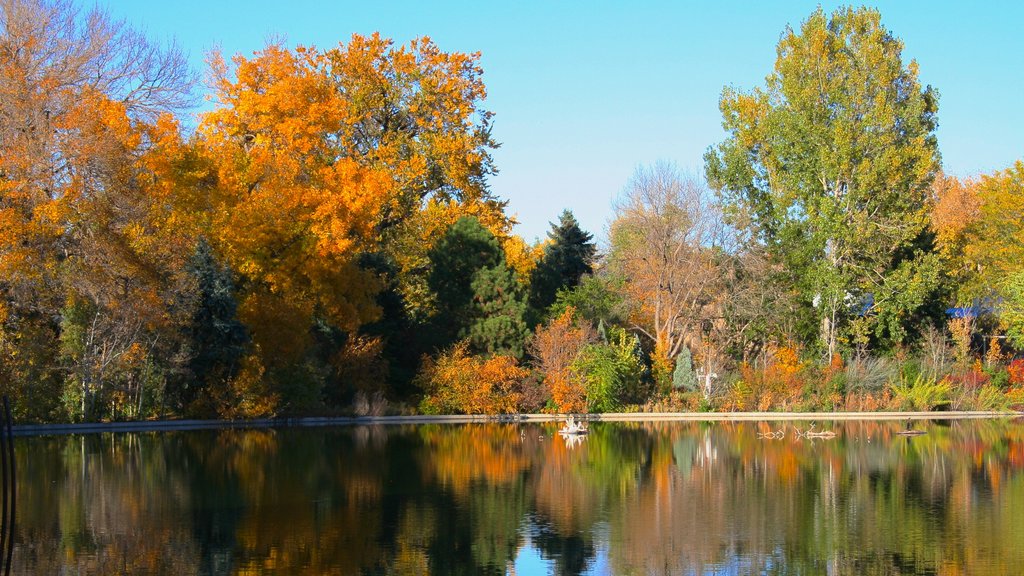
top-left (13, 419), bottom-right (1024, 575)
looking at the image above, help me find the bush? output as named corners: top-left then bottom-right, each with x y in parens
top-left (672, 347), bottom-right (697, 392)
top-left (972, 386), bottom-right (1010, 411)
top-left (417, 342), bottom-right (527, 414)
top-left (528, 307), bottom-right (595, 413)
top-left (888, 374), bottom-right (951, 411)
top-left (571, 328), bottom-right (645, 413)
top-left (845, 356), bottom-right (896, 392)
top-left (1008, 359), bottom-right (1024, 386)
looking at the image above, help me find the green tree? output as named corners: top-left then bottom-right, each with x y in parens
top-left (428, 216), bottom-right (530, 356)
top-left (550, 274), bottom-right (627, 329)
top-left (1002, 271), bottom-right (1024, 349)
top-left (672, 347), bottom-right (697, 392)
top-left (705, 6), bottom-right (940, 358)
top-left (528, 210), bottom-right (597, 323)
top-left (468, 264), bottom-right (529, 358)
top-left (175, 239), bottom-right (250, 416)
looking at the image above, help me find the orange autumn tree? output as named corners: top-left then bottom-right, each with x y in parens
top-left (58, 94), bottom-right (199, 421)
top-left (0, 0), bottom-right (194, 420)
top-left (196, 35), bottom-right (503, 392)
top-left (930, 164), bottom-right (1024, 346)
top-left (528, 307), bottom-right (595, 413)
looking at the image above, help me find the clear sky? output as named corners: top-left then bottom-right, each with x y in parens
top-left (102, 0), bottom-right (1024, 243)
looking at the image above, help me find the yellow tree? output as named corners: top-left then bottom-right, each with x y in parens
top-left (931, 162), bottom-right (1024, 348)
top-left (965, 162), bottom-right (1024, 289)
top-left (200, 43), bottom-right (385, 361)
top-left (197, 34), bottom-right (505, 385)
top-left (0, 0), bottom-right (193, 419)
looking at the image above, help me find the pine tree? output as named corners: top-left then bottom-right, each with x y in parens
top-left (468, 264), bottom-right (530, 358)
top-left (175, 239), bottom-right (249, 414)
top-left (427, 216), bottom-right (505, 349)
top-left (529, 210), bottom-right (597, 323)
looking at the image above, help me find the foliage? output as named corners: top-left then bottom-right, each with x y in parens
top-left (1008, 359), bottom-right (1024, 387)
top-left (888, 374), bottom-right (951, 411)
top-left (417, 342), bottom-right (527, 415)
top-left (529, 307), bottom-right (596, 413)
top-left (550, 273), bottom-right (627, 329)
top-left (467, 263), bottom-right (530, 358)
top-left (1003, 270), bottom-right (1024, 348)
top-left (571, 328), bottom-right (646, 413)
top-left (672, 347), bottom-right (697, 392)
top-left (427, 216), bottom-right (530, 358)
top-left (174, 239), bottom-right (250, 416)
top-left (844, 356), bottom-right (896, 393)
top-left (706, 6), bottom-right (940, 357)
top-left (528, 210), bottom-right (597, 324)
top-left (730, 345), bottom-right (809, 411)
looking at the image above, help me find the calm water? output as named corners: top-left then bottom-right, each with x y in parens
top-left (13, 419), bottom-right (1024, 575)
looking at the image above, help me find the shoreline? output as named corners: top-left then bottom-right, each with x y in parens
top-left (12, 410), bottom-right (1022, 437)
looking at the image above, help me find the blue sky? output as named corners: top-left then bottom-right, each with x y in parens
top-left (103, 1), bottom-right (1024, 242)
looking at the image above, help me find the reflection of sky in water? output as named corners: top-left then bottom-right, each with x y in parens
top-left (512, 536), bottom-right (612, 575)
top-left (513, 536), bottom-right (553, 575)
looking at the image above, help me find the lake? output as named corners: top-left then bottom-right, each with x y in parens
top-left (13, 418), bottom-right (1024, 574)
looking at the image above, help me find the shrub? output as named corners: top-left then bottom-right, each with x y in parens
top-left (972, 386), bottom-right (1010, 411)
top-left (888, 373), bottom-right (951, 411)
top-left (845, 356), bottom-right (896, 392)
top-left (571, 328), bottom-right (645, 413)
top-left (1008, 359), bottom-right (1024, 386)
top-left (528, 307), bottom-right (595, 413)
top-left (672, 347), bottom-right (697, 392)
top-left (417, 342), bottom-right (527, 414)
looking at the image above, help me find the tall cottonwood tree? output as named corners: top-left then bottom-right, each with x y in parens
top-left (705, 6), bottom-right (940, 358)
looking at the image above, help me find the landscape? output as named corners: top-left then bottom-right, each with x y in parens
top-left (1, 0), bottom-right (1023, 573)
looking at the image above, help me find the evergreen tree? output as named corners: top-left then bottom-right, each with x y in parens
top-left (176, 239), bottom-right (249, 414)
top-left (427, 216), bottom-right (505, 348)
top-left (468, 263), bottom-right (530, 358)
top-left (529, 210), bottom-right (597, 323)
top-left (672, 347), bottom-right (697, 392)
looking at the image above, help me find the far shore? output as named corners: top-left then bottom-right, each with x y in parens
top-left (12, 410), bottom-right (1022, 437)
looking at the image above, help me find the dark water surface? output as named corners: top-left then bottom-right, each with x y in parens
top-left (13, 419), bottom-right (1024, 575)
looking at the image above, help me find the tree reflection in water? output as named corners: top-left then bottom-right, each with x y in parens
top-left (12, 419), bottom-right (1024, 574)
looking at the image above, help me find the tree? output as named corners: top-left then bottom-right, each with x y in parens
top-left (468, 263), bottom-right (529, 358)
top-left (528, 307), bottom-right (596, 413)
top-left (427, 216), bottom-right (504, 345)
top-left (0, 0), bottom-right (194, 420)
top-left (1004, 271), bottom-right (1024, 349)
top-left (427, 216), bottom-right (529, 358)
top-left (174, 239), bottom-right (249, 416)
top-left (528, 210), bottom-right (597, 322)
top-left (705, 6), bottom-right (940, 358)
top-left (968, 162), bottom-right (1024, 284)
top-left (550, 273), bottom-right (628, 329)
top-left (608, 162), bottom-right (729, 372)
top-left (931, 163), bottom-right (1024, 347)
